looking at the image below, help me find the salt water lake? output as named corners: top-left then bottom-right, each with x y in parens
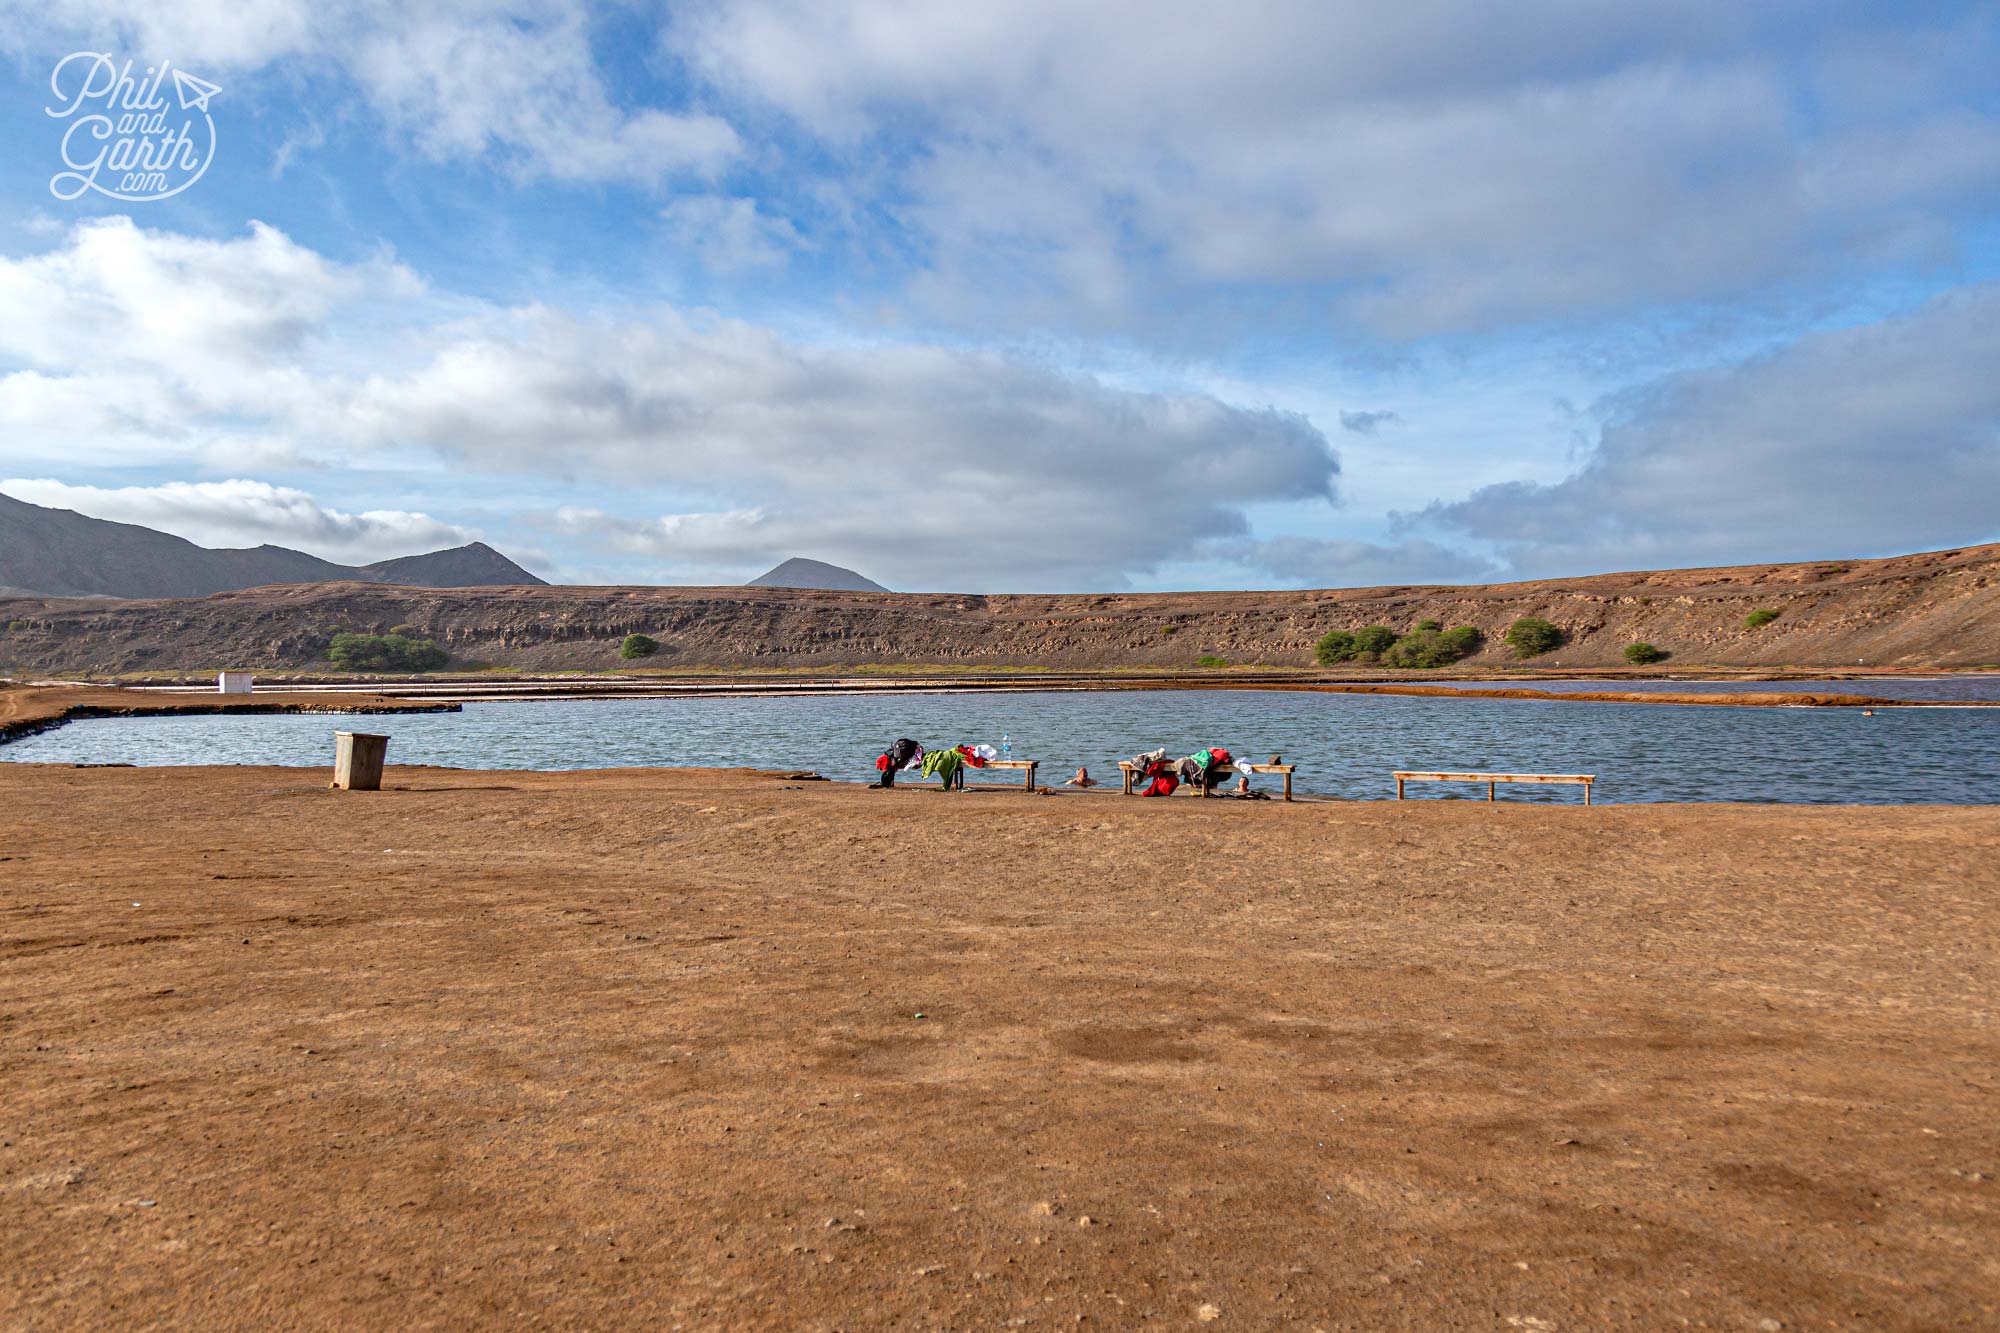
top-left (6, 687), bottom-right (1996, 804)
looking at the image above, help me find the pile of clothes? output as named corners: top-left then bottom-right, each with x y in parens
top-left (874, 738), bottom-right (997, 789)
top-left (1129, 745), bottom-right (1240, 797)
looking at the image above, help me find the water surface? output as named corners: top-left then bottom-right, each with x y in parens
top-left (7, 690), bottom-right (1995, 804)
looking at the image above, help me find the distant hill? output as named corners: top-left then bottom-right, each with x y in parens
top-left (747, 557), bottom-right (888, 593)
top-left (356, 542), bottom-right (544, 588)
top-left (0, 490), bottom-right (545, 597)
top-left (6, 543), bottom-right (1996, 674)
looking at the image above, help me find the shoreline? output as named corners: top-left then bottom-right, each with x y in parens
top-left (0, 684), bottom-right (461, 747)
top-left (12, 673), bottom-right (1996, 719)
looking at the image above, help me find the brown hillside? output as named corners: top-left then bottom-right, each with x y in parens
top-left (1, 544), bottom-right (1996, 674)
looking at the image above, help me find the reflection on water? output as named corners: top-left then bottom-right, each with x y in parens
top-left (6, 689), bottom-right (1997, 804)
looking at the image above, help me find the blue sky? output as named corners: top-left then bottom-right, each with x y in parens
top-left (0, 1), bottom-right (1996, 591)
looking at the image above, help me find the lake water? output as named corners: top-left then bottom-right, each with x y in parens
top-left (1411, 676), bottom-right (2000, 702)
top-left (6, 689), bottom-right (1997, 804)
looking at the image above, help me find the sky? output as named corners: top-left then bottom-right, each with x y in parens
top-left (0, 1), bottom-right (1995, 592)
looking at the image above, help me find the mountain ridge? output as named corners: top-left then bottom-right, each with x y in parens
top-left (2, 542), bottom-right (1994, 673)
top-left (0, 491), bottom-right (546, 597)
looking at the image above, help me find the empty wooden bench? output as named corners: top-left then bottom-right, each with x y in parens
top-left (978, 758), bottom-right (1038, 791)
top-left (1118, 760), bottom-right (1296, 801)
top-left (1394, 771), bottom-right (1596, 804)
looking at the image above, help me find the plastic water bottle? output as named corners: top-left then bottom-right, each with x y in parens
top-left (1001, 733), bottom-right (1012, 759)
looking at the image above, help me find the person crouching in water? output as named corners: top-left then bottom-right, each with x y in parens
top-left (873, 738), bottom-right (923, 788)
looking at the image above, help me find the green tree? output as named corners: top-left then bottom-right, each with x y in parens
top-left (1624, 642), bottom-right (1666, 664)
top-left (1382, 624), bottom-right (1483, 669)
top-left (1504, 616), bottom-right (1563, 659)
top-left (1440, 624), bottom-right (1482, 657)
top-left (620, 633), bottom-right (661, 660)
top-left (1313, 629), bottom-right (1358, 665)
top-left (328, 629), bottom-right (448, 672)
top-left (1352, 625), bottom-right (1397, 658)
top-left (1744, 608), bottom-right (1780, 629)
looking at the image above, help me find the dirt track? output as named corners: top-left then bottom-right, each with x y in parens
top-left (2, 765), bottom-right (1997, 1328)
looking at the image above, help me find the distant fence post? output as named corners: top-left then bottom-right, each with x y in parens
top-left (333, 732), bottom-right (389, 791)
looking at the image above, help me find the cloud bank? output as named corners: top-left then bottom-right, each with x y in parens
top-left (2, 477), bottom-right (471, 563)
top-left (1420, 284), bottom-right (2000, 574)
top-left (0, 218), bottom-right (1339, 589)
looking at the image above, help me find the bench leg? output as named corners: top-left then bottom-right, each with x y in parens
top-left (1583, 782), bottom-right (1591, 806)
top-left (1024, 762), bottom-right (1036, 792)
top-left (1396, 777), bottom-right (1404, 801)
top-left (1488, 780), bottom-right (1496, 802)
top-left (1283, 772), bottom-right (1292, 802)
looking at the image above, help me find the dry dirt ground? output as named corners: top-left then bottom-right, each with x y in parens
top-left (2, 765), bottom-right (1996, 1329)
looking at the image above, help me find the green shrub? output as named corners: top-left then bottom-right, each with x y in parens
top-left (1744, 608), bottom-right (1780, 629)
top-left (389, 624), bottom-right (419, 638)
top-left (1504, 616), bottom-right (1563, 658)
top-left (327, 629), bottom-right (448, 672)
top-left (1313, 629), bottom-right (1358, 665)
top-left (1352, 625), bottom-right (1398, 658)
top-left (620, 633), bottom-right (661, 660)
top-left (1415, 618), bottom-right (1442, 632)
top-left (1624, 641), bottom-right (1666, 664)
top-left (1195, 654), bottom-right (1228, 668)
top-left (1382, 624), bottom-right (1484, 669)
top-left (1440, 624), bottom-right (1482, 656)
top-left (1159, 624), bottom-right (1179, 636)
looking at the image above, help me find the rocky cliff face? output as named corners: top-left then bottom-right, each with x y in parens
top-left (1, 544), bottom-right (1995, 675)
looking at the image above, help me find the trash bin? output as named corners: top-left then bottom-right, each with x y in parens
top-left (333, 731), bottom-right (389, 791)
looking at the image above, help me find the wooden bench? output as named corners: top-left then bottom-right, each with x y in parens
top-left (975, 758), bottom-right (1038, 791)
top-left (1394, 771), bottom-right (1596, 804)
top-left (1118, 760), bottom-right (1296, 801)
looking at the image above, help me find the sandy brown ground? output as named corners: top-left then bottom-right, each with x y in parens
top-left (2, 765), bottom-right (1997, 1330)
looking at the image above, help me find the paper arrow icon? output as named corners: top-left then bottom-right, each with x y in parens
top-left (171, 68), bottom-right (221, 112)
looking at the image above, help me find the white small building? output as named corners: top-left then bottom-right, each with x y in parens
top-left (217, 671), bottom-right (254, 695)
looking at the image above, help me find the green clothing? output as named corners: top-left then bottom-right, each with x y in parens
top-left (920, 748), bottom-right (964, 780)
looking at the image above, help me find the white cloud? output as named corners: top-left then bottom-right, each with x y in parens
top-left (1420, 283), bottom-right (2000, 573)
top-left (0, 0), bottom-right (739, 184)
top-left (659, 196), bottom-right (808, 274)
top-left (0, 218), bottom-right (1341, 590)
top-left (679, 0), bottom-right (2000, 334)
top-left (366, 311), bottom-right (1341, 588)
top-left (1225, 535), bottom-right (1496, 589)
top-left (1, 477), bottom-right (471, 563)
